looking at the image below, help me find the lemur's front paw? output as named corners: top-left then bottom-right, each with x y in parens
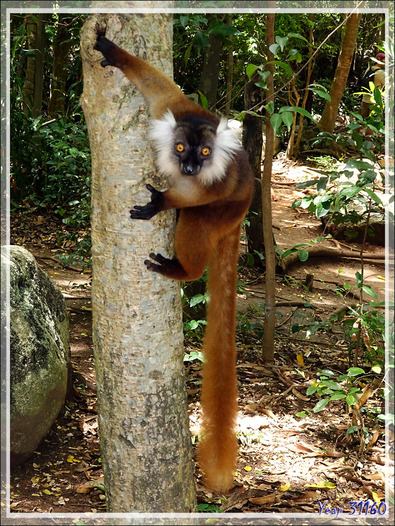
top-left (130, 184), bottom-right (162, 220)
top-left (94, 28), bottom-right (118, 67)
top-left (144, 253), bottom-right (169, 273)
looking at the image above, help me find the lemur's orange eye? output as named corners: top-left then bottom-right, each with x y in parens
top-left (201, 147), bottom-right (211, 156)
top-left (176, 143), bottom-right (185, 152)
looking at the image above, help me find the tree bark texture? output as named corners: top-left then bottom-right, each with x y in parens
top-left (261, 12), bottom-right (276, 363)
top-left (80, 13), bottom-right (196, 513)
top-left (22, 14), bottom-right (46, 117)
top-left (318, 13), bottom-right (362, 133)
top-left (224, 13), bottom-right (234, 117)
top-left (242, 75), bottom-right (264, 261)
top-left (48, 16), bottom-right (72, 117)
top-left (198, 16), bottom-right (223, 110)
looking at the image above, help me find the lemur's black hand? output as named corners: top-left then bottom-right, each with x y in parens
top-left (144, 253), bottom-right (169, 273)
top-left (130, 184), bottom-right (163, 220)
top-left (94, 28), bottom-right (118, 67)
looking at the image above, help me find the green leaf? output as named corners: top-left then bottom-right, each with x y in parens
top-left (346, 394), bottom-right (358, 406)
top-left (301, 196), bottom-right (313, 209)
top-left (269, 43), bottom-right (280, 56)
top-left (275, 35), bottom-right (289, 51)
top-left (246, 64), bottom-right (260, 81)
top-left (255, 70), bottom-right (270, 88)
top-left (297, 249), bottom-right (309, 262)
top-left (373, 86), bottom-right (382, 106)
top-left (280, 106), bottom-right (315, 121)
top-left (322, 380), bottom-right (343, 390)
top-left (197, 90), bottom-right (208, 109)
top-left (330, 392), bottom-right (347, 400)
top-left (310, 87), bottom-right (331, 102)
top-left (194, 31), bottom-right (209, 48)
top-left (288, 32), bottom-right (309, 43)
top-left (270, 113), bottom-right (283, 135)
top-left (281, 247), bottom-right (296, 259)
top-left (347, 425), bottom-right (360, 435)
top-left (269, 60), bottom-right (293, 77)
top-left (190, 294), bottom-right (206, 307)
top-left (296, 411), bottom-right (308, 418)
top-left (317, 177), bottom-right (329, 191)
top-left (355, 271), bottom-right (363, 284)
top-left (347, 367), bottom-right (365, 376)
top-left (306, 385), bottom-right (317, 396)
top-left (364, 188), bottom-right (383, 205)
top-left (319, 369), bottom-right (335, 377)
top-left (339, 185), bottom-right (361, 198)
top-left (315, 199), bottom-right (331, 218)
top-left (209, 23), bottom-right (240, 37)
top-left (179, 15), bottom-right (189, 28)
top-left (313, 398), bottom-right (329, 412)
top-left (295, 180), bottom-right (319, 189)
top-left (361, 285), bottom-right (378, 299)
top-left (281, 111), bottom-right (294, 131)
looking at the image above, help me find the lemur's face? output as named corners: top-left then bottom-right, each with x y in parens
top-left (149, 111), bottom-right (241, 185)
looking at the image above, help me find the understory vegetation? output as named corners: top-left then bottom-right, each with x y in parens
top-left (7, 7), bottom-right (394, 514)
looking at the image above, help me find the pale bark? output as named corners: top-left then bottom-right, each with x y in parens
top-left (80, 13), bottom-right (195, 513)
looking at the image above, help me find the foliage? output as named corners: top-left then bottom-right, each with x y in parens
top-left (302, 366), bottom-right (386, 452)
top-left (181, 278), bottom-right (208, 357)
top-left (10, 13), bottom-right (91, 267)
top-left (292, 297), bottom-right (386, 368)
top-left (306, 367), bottom-right (369, 412)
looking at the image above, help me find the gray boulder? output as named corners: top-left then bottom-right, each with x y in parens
top-left (1, 245), bottom-right (71, 465)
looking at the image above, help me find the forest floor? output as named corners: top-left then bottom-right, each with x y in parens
top-left (9, 158), bottom-right (393, 521)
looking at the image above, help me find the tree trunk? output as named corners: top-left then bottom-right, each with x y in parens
top-left (242, 75), bottom-right (264, 262)
top-left (80, 13), bottom-right (196, 513)
top-left (261, 13), bottom-right (276, 363)
top-left (293, 14), bottom-right (315, 158)
top-left (224, 13), bottom-right (234, 117)
top-left (318, 13), bottom-right (362, 133)
top-left (22, 14), bottom-right (46, 117)
top-left (48, 16), bottom-right (72, 117)
top-left (198, 16), bottom-right (223, 110)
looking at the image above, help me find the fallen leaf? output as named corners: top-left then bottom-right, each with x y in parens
top-left (296, 353), bottom-right (305, 367)
top-left (249, 494), bottom-right (280, 505)
top-left (288, 443), bottom-right (314, 454)
top-left (305, 481), bottom-right (336, 489)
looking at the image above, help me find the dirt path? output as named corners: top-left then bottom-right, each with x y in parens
top-left (8, 160), bottom-right (392, 518)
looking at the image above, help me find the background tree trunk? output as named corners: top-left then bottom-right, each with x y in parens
top-left (22, 14), bottom-right (46, 117)
top-left (242, 75), bottom-right (264, 262)
top-left (198, 16), bottom-right (223, 110)
top-left (318, 13), bottom-right (362, 133)
top-left (80, 13), bottom-right (196, 513)
top-left (48, 16), bottom-right (72, 117)
top-left (261, 12), bottom-right (276, 363)
top-left (224, 13), bottom-right (234, 117)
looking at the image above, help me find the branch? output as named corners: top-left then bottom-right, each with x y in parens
top-left (283, 246), bottom-right (385, 270)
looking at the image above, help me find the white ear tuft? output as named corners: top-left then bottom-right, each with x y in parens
top-left (148, 110), bottom-right (179, 178)
top-left (149, 110), bottom-right (177, 146)
top-left (215, 118), bottom-right (242, 157)
top-left (198, 118), bottom-right (241, 185)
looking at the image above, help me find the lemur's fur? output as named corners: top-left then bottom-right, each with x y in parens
top-left (94, 29), bottom-right (254, 493)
